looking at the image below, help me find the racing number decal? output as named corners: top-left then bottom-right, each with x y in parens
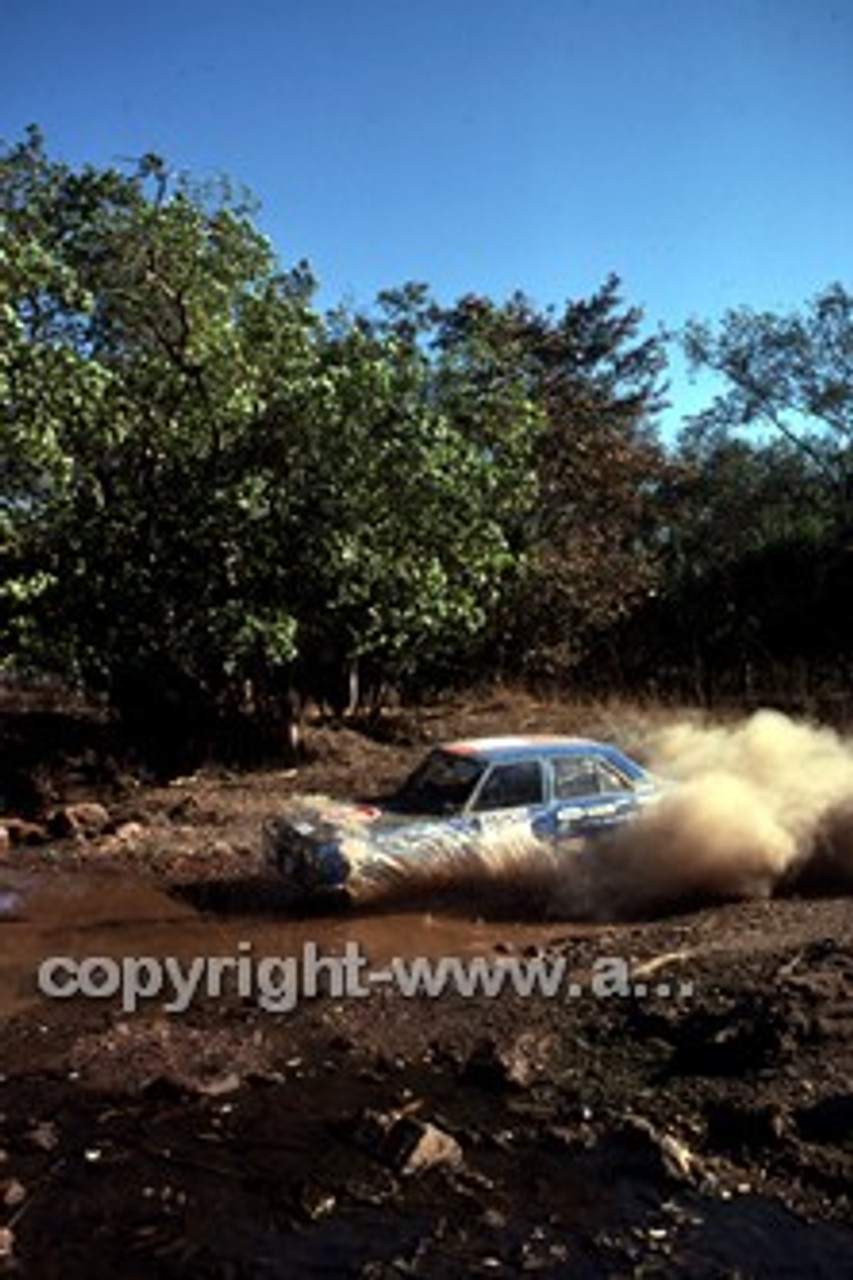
top-left (477, 808), bottom-right (532, 833)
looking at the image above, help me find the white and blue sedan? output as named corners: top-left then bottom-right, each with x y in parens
top-left (263, 735), bottom-right (661, 898)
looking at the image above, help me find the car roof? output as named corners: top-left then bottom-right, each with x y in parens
top-left (442, 735), bottom-right (612, 764)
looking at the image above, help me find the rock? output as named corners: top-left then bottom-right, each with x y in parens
top-left (47, 802), bottom-right (111, 839)
top-left (388, 1118), bottom-right (464, 1177)
top-left (614, 1115), bottom-right (699, 1184)
top-left (93, 836), bottom-right (121, 857)
top-left (3, 818), bottom-right (49, 847)
top-left (463, 1033), bottom-right (557, 1090)
top-left (114, 821), bottom-right (145, 844)
top-left (194, 1071), bottom-right (242, 1097)
top-left (1, 1178), bottom-right (25, 1208)
top-left (353, 1110), bottom-right (464, 1176)
top-left (296, 1182), bottom-right (337, 1221)
top-left (96, 821), bottom-right (147, 856)
top-left (168, 795), bottom-right (203, 822)
top-left (0, 1226), bottom-right (14, 1262)
top-left (205, 840), bottom-right (235, 860)
top-left (26, 1120), bottom-right (60, 1152)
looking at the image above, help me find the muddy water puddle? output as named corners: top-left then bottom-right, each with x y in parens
top-left (0, 868), bottom-right (606, 1016)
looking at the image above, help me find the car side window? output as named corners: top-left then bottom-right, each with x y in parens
top-left (553, 757), bottom-right (601, 799)
top-left (473, 761), bottom-right (544, 810)
top-left (553, 756), bottom-right (635, 799)
top-left (595, 760), bottom-right (633, 793)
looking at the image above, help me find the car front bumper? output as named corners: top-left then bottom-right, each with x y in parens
top-left (262, 817), bottom-right (351, 891)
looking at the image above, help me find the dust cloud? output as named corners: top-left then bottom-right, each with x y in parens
top-left (604, 709), bottom-right (853, 915)
top-left (347, 710), bottom-right (853, 920)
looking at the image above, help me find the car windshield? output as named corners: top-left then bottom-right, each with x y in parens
top-left (390, 749), bottom-right (486, 816)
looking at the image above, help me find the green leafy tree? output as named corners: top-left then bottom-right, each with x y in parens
top-left (682, 284), bottom-right (853, 508)
top-left (628, 423), bottom-right (841, 700)
top-left (433, 278), bottom-right (670, 679)
top-left (660, 288), bottom-right (853, 701)
top-left (668, 418), bottom-right (838, 572)
top-left (283, 292), bottom-right (543, 695)
top-left (2, 128), bottom-right (682, 758)
top-left (1, 130), bottom-right (544, 754)
top-left (1, 128), bottom-right (317, 751)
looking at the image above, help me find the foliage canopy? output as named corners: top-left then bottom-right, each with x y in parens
top-left (6, 127), bottom-right (849, 752)
top-left (1, 128), bottom-right (669, 748)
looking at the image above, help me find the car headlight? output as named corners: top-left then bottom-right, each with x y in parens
top-left (312, 842), bottom-right (351, 887)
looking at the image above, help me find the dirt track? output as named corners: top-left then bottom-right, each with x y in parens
top-left (2, 694), bottom-right (853, 1277)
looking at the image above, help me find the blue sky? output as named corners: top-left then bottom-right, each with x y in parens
top-left (2, 0), bottom-right (851, 433)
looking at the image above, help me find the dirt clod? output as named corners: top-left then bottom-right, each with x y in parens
top-left (47, 802), bottom-right (111, 839)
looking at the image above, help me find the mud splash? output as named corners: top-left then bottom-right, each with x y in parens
top-left (343, 828), bottom-right (576, 916)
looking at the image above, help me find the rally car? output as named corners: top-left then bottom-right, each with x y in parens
top-left (262, 735), bottom-right (661, 899)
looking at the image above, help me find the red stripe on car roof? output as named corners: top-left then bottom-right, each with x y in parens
top-left (445, 735), bottom-right (592, 754)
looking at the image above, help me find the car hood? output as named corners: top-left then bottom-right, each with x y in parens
top-left (279, 795), bottom-right (436, 845)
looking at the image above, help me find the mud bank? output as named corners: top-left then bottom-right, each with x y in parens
top-left (2, 896), bottom-right (853, 1278)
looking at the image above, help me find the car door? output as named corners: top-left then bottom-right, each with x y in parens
top-left (467, 758), bottom-right (547, 837)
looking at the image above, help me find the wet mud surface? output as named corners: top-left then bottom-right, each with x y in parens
top-left (2, 695), bottom-right (853, 1277)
